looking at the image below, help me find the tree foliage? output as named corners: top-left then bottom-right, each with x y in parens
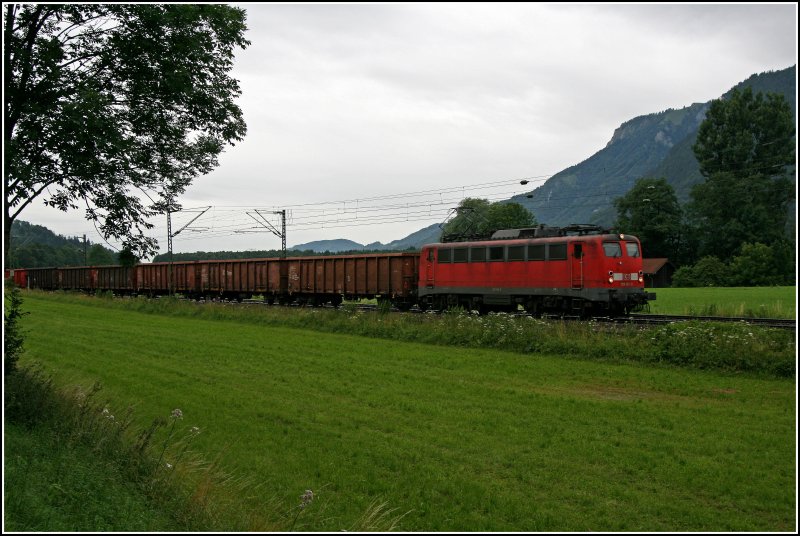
top-left (5, 220), bottom-right (116, 268)
top-left (727, 243), bottom-right (776, 287)
top-left (87, 244), bottom-right (116, 266)
top-left (671, 256), bottom-right (730, 288)
top-left (690, 87), bottom-right (795, 258)
top-left (4, 4), bottom-right (250, 258)
top-left (440, 198), bottom-right (536, 242)
top-left (614, 177), bottom-right (682, 259)
top-left (671, 241), bottom-right (795, 287)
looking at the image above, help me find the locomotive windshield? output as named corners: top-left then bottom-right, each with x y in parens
top-left (625, 241), bottom-right (640, 258)
top-left (603, 242), bottom-right (623, 257)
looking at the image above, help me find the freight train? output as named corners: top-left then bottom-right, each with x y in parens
top-left (6, 225), bottom-right (655, 317)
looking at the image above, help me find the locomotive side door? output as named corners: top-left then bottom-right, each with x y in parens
top-left (425, 248), bottom-right (435, 287)
top-left (571, 242), bottom-right (584, 289)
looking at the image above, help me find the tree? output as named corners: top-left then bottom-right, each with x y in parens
top-left (117, 246), bottom-right (139, 268)
top-left (614, 177), bottom-right (682, 259)
top-left (4, 4), bottom-right (249, 258)
top-left (441, 198), bottom-right (536, 241)
top-left (728, 242), bottom-right (792, 287)
top-left (690, 87), bottom-right (795, 259)
top-left (671, 256), bottom-right (730, 288)
top-left (87, 243), bottom-right (115, 266)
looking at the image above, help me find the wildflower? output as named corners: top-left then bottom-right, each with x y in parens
top-left (300, 489), bottom-right (314, 509)
top-left (165, 462), bottom-right (173, 469)
top-left (171, 408), bottom-right (183, 420)
top-left (190, 426), bottom-right (200, 435)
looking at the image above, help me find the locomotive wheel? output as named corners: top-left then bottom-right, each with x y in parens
top-left (524, 302), bottom-right (542, 318)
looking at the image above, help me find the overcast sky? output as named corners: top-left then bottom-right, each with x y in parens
top-left (17, 2), bottom-right (798, 255)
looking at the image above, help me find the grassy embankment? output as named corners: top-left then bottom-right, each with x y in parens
top-left (4, 290), bottom-right (796, 531)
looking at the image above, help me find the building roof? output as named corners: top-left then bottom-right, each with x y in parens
top-left (642, 258), bottom-right (671, 274)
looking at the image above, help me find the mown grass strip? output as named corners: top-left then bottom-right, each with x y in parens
top-left (13, 292), bottom-right (797, 531)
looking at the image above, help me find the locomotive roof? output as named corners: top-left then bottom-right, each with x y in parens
top-left (427, 232), bottom-right (638, 248)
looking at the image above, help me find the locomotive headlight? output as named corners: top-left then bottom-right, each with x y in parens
top-left (638, 270), bottom-right (644, 283)
top-left (608, 271), bottom-right (614, 284)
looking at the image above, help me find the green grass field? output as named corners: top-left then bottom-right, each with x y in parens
top-left (645, 286), bottom-right (795, 318)
top-left (8, 292), bottom-right (796, 531)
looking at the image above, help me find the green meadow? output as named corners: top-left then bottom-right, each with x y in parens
top-left (6, 291), bottom-right (797, 531)
top-left (644, 286), bottom-right (795, 318)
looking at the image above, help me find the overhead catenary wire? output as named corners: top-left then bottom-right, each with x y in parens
top-left (131, 165), bottom-right (731, 251)
top-left (156, 179), bottom-right (656, 247)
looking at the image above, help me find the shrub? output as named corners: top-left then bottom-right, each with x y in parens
top-left (4, 283), bottom-right (28, 376)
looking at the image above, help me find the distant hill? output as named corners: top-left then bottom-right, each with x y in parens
top-left (291, 223), bottom-right (443, 253)
top-left (290, 238), bottom-right (366, 253)
top-left (367, 223), bottom-right (442, 250)
top-left (5, 220), bottom-right (118, 268)
top-left (513, 65), bottom-right (796, 227)
top-left (8, 220), bottom-right (84, 249)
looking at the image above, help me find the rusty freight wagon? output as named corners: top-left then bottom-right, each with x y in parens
top-left (284, 253), bottom-right (420, 309)
top-left (59, 266), bottom-right (97, 291)
top-left (196, 258), bottom-right (285, 302)
top-left (4, 268), bottom-right (28, 288)
top-left (25, 267), bottom-right (59, 290)
top-left (96, 265), bottom-right (137, 294)
top-left (135, 261), bottom-right (200, 296)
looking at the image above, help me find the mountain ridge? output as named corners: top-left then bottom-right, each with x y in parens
top-left (514, 65), bottom-right (796, 227)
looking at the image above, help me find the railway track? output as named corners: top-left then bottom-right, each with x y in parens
top-left (621, 313), bottom-right (796, 331)
top-left (235, 299), bottom-right (796, 331)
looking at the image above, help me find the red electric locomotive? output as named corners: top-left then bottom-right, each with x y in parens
top-left (418, 224), bottom-right (655, 316)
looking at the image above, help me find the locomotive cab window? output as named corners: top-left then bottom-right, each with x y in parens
top-left (453, 248), bottom-right (468, 263)
top-left (470, 247), bottom-right (486, 262)
top-left (489, 246), bottom-right (505, 261)
top-left (438, 248), bottom-right (451, 263)
top-left (528, 244), bottom-right (545, 261)
top-left (427, 249), bottom-right (434, 262)
top-left (603, 242), bottom-right (622, 258)
top-left (625, 241), bottom-right (640, 258)
top-left (548, 243), bottom-right (567, 260)
top-left (508, 246), bottom-right (525, 261)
